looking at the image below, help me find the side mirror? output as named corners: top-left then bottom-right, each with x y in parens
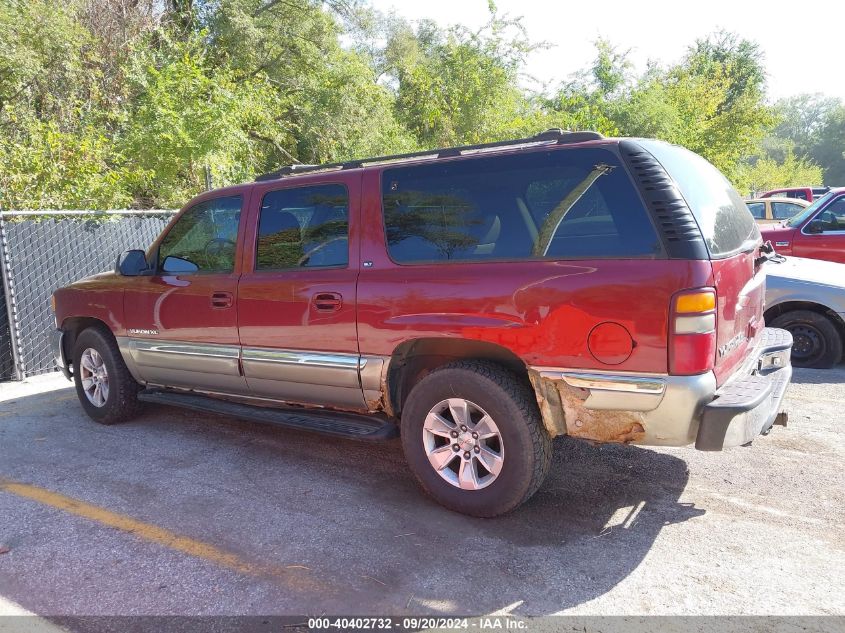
top-left (805, 220), bottom-right (825, 235)
top-left (116, 250), bottom-right (152, 276)
top-left (161, 255), bottom-right (199, 273)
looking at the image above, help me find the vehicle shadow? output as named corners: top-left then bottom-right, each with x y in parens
top-left (0, 386), bottom-right (704, 617)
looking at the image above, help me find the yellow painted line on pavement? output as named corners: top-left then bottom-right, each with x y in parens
top-left (0, 478), bottom-right (325, 593)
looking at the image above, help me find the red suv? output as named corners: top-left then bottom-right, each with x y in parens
top-left (51, 130), bottom-right (793, 517)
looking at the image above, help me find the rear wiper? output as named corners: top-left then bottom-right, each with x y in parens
top-left (755, 240), bottom-right (785, 266)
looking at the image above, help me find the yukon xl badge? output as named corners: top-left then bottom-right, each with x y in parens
top-left (128, 328), bottom-right (158, 336)
top-left (718, 331), bottom-right (746, 357)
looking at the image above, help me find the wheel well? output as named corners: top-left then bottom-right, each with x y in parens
top-left (386, 338), bottom-right (529, 416)
top-left (60, 317), bottom-right (112, 368)
top-left (765, 301), bottom-right (845, 340)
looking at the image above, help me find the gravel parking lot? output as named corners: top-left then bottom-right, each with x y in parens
top-left (0, 368), bottom-right (843, 626)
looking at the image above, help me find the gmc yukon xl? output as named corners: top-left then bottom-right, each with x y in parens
top-left (51, 130), bottom-right (793, 517)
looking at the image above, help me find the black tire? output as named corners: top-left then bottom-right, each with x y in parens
top-left (770, 310), bottom-right (843, 369)
top-left (72, 327), bottom-right (143, 424)
top-left (400, 360), bottom-right (552, 517)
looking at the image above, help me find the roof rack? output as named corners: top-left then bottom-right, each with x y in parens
top-left (254, 129), bottom-right (604, 182)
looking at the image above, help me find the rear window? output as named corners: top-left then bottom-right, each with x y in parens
top-left (638, 141), bottom-right (760, 258)
top-left (381, 148), bottom-right (661, 264)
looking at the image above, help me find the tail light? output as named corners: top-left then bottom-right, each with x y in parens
top-left (669, 288), bottom-right (717, 375)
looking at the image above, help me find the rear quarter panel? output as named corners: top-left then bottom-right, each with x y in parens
top-left (357, 170), bottom-right (712, 373)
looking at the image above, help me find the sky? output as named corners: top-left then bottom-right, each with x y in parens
top-left (368, 0), bottom-right (845, 103)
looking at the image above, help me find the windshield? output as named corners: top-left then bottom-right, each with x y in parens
top-left (786, 192), bottom-right (835, 227)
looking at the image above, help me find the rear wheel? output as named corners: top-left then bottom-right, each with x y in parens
top-left (770, 310), bottom-right (842, 369)
top-left (400, 360), bottom-right (552, 517)
top-left (73, 327), bottom-right (143, 424)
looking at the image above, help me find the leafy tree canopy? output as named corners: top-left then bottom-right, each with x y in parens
top-left (0, 1), bottom-right (838, 209)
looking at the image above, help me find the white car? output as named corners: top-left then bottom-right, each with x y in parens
top-left (765, 256), bottom-right (845, 368)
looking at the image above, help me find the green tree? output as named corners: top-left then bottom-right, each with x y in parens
top-left (547, 33), bottom-right (775, 183)
top-left (0, 1), bottom-right (834, 209)
top-left (809, 105), bottom-right (845, 186)
top-left (733, 151), bottom-right (824, 196)
top-left (0, 0), bottom-right (133, 209)
top-left (760, 94), bottom-right (843, 186)
top-left (385, 12), bottom-right (544, 147)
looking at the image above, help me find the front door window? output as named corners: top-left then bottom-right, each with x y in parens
top-left (812, 197), bottom-right (845, 233)
top-left (159, 195), bottom-right (242, 273)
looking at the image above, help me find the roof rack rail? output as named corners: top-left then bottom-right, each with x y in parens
top-left (254, 128), bottom-right (604, 182)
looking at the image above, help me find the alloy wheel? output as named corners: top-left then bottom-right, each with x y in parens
top-left (79, 348), bottom-right (109, 407)
top-left (422, 398), bottom-right (504, 490)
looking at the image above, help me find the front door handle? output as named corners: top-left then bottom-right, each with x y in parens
top-left (313, 292), bottom-right (342, 312)
top-left (211, 291), bottom-right (234, 309)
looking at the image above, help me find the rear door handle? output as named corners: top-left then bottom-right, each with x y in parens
top-left (211, 291), bottom-right (234, 308)
top-left (313, 292), bottom-right (342, 312)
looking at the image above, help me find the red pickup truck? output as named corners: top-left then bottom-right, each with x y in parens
top-left (760, 189), bottom-right (845, 264)
top-left (51, 130), bottom-right (793, 517)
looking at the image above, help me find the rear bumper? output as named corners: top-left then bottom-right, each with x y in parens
top-left (528, 327), bottom-right (793, 451)
top-left (696, 328), bottom-right (792, 450)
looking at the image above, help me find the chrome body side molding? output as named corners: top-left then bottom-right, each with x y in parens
top-left (115, 337), bottom-right (392, 414)
top-left (241, 346), bottom-right (365, 409)
top-left (122, 337), bottom-right (248, 394)
top-left (241, 348), bottom-right (360, 370)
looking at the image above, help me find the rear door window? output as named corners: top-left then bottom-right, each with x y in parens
top-left (638, 141), bottom-right (760, 258)
top-left (256, 184), bottom-right (349, 270)
top-left (381, 148), bottom-right (661, 263)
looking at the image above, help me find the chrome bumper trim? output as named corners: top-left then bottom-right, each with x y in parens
top-left (539, 371), bottom-right (666, 395)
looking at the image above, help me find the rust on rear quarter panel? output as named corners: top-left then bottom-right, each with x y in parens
top-left (528, 370), bottom-right (646, 443)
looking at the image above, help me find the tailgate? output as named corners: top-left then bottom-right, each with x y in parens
top-left (711, 249), bottom-right (766, 385)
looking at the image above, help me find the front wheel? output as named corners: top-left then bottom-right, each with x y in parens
top-left (72, 327), bottom-right (143, 424)
top-left (400, 361), bottom-right (552, 517)
top-left (770, 310), bottom-right (842, 369)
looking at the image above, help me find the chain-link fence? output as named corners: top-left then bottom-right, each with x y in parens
top-left (0, 211), bottom-right (175, 381)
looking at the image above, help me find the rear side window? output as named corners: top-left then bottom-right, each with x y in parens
top-left (256, 184), bottom-right (349, 270)
top-left (771, 201), bottom-right (804, 221)
top-left (638, 141), bottom-right (760, 258)
top-left (747, 202), bottom-right (765, 219)
top-left (381, 148), bottom-right (660, 263)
